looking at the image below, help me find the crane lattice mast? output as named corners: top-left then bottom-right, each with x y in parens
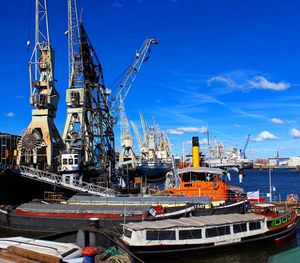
top-left (17, 0), bottom-right (63, 170)
top-left (63, 0), bottom-right (112, 177)
top-left (119, 98), bottom-right (135, 165)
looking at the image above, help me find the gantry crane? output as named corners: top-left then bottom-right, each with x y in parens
top-left (17, 0), bottom-right (64, 170)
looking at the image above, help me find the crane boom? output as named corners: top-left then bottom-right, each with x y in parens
top-left (242, 134), bottom-right (251, 159)
top-left (131, 121), bottom-right (143, 150)
top-left (109, 37), bottom-right (158, 115)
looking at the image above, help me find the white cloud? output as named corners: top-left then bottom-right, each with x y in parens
top-left (5, 112), bottom-right (14, 117)
top-left (291, 128), bottom-right (300, 139)
top-left (271, 118), bottom-right (284, 124)
top-left (207, 76), bottom-right (238, 88)
top-left (208, 73), bottom-right (291, 93)
top-left (248, 76), bottom-right (290, 91)
top-left (167, 126), bottom-right (208, 135)
top-left (254, 131), bottom-right (278, 142)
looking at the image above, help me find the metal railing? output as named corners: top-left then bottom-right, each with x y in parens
top-left (18, 166), bottom-right (119, 197)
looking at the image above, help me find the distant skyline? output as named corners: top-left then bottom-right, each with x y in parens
top-left (1, 0), bottom-right (300, 159)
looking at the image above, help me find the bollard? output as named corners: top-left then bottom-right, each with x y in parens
top-left (82, 246), bottom-right (98, 263)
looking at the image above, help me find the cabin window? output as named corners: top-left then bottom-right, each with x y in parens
top-left (179, 229), bottom-right (202, 240)
top-left (184, 183), bottom-right (193, 188)
top-left (217, 226), bottom-right (230, 236)
top-left (282, 217), bottom-right (287, 223)
top-left (146, 230), bottom-right (176, 241)
top-left (206, 228), bottom-right (218, 238)
top-left (233, 223), bottom-right (247, 233)
top-left (249, 221), bottom-right (261, 230)
top-left (124, 229), bottom-right (132, 238)
top-left (63, 158), bottom-right (67, 165)
top-left (69, 158), bottom-right (73, 165)
top-left (275, 219), bottom-right (281, 225)
top-left (74, 158), bottom-right (79, 165)
top-left (206, 226), bottom-right (230, 238)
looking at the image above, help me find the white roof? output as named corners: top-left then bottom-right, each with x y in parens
top-left (176, 167), bottom-right (224, 175)
top-left (124, 213), bottom-right (265, 231)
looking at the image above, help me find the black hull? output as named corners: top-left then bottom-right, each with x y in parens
top-left (0, 171), bottom-right (77, 205)
top-left (135, 163), bottom-right (172, 180)
top-left (0, 210), bottom-right (142, 235)
top-left (0, 201), bottom-right (249, 234)
top-left (129, 221), bottom-right (297, 258)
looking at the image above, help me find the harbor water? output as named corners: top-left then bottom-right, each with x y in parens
top-left (1, 168), bottom-right (300, 262)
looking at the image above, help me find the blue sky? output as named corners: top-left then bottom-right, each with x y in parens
top-left (1, 0), bottom-right (300, 159)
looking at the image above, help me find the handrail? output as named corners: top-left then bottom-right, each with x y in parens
top-left (18, 166), bottom-right (120, 197)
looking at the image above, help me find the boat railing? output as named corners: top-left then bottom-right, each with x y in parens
top-left (18, 166), bottom-right (120, 197)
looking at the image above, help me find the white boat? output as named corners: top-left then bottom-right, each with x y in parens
top-left (121, 205), bottom-right (297, 257)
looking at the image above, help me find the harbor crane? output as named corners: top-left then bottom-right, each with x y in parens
top-left (63, 0), bottom-right (111, 176)
top-left (241, 134), bottom-right (251, 159)
top-left (17, 0), bottom-right (64, 170)
top-left (119, 98), bottom-right (136, 167)
top-left (63, 0), bottom-right (158, 179)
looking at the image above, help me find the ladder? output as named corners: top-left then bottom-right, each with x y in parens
top-left (18, 166), bottom-right (119, 197)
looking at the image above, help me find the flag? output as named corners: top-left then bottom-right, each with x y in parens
top-left (247, 190), bottom-right (260, 200)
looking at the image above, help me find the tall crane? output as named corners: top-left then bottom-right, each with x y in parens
top-left (241, 134), bottom-right (251, 159)
top-left (119, 98), bottom-right (135, 166)
top-left (17, 0), bottom-right (63, 170)
top-left (63, 0), bottom-right (112, 176)
top-left (109, 38), bottom-right (159, 116)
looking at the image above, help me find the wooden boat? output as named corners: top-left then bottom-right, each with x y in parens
top-left (121, 203), bottom-right (297, 257)
top-left (166, 167), bottom-right (245, 200)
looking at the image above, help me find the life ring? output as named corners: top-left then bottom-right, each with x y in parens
top-left (287, 194), bottom-right (298, 202)
top-left (213, 183), bottom-right (219, 190)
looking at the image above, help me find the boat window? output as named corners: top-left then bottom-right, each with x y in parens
top-left (124, 229), bottom-right (132, 238)
top-left (74, 158), bottom-right (79, 165)
top-left (63, 158), bottom-right (67, 165)
top-left (184, 183), bottom-right (193, 188)
top-left (146, 230), bottom-right (176, 241)
top-left (179, 229), bottom-right (202, 240)
top-left (233, 223), bottom-right (247, 233)
top-left (206, 228), bottom-right (218, 238)
top-left (69, 158), bottom-right (73, 165)
top-left (249, 221), bottom-right (261, 230)
top-left (275, 219), bottom-right (281, 225)
top-left (206, 226), bottom-right (230, 238)
top-left (282, 217), bottom-right (287, 223)
top-left (288, 214), bottom-right (291, 220)
top-left (217, 226), bottom-right (231, 236)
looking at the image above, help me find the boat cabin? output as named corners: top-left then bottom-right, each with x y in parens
top-left (122, 210), bottom-right (297, 255)
top-left (168, 167), bottom-right (229, 200)
top-left (122, 213), bottom-right (266, 249)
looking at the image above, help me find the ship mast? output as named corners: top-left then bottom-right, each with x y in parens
top-left (17, 0), bottom-right (63, 170)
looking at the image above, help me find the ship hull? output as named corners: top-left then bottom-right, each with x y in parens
top-left (135, 162), bottom-right (172, 181)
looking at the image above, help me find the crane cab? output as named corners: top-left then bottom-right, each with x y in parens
top-left (61, 153), bottom-right (82, 186)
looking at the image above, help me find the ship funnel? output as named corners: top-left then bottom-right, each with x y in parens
top-left (192, 137), bottom-right (200, 168)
